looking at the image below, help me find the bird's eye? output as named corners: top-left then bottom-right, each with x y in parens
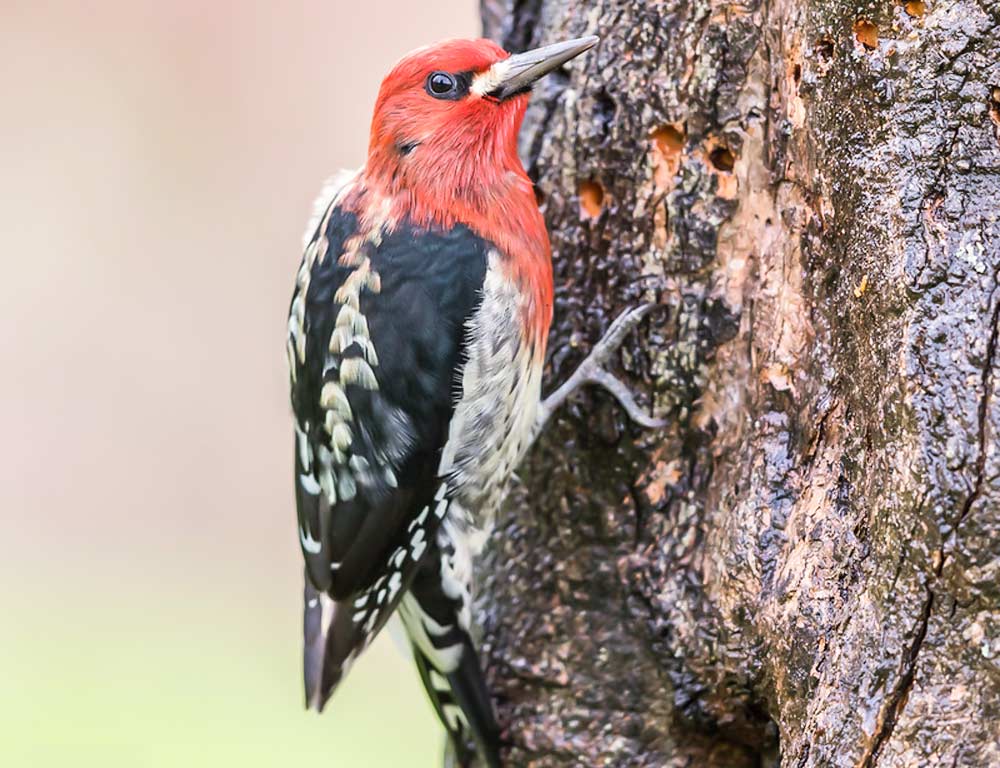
top-left (427, 72), bottom-right (458, 98)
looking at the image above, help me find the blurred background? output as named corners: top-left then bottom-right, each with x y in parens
top-left (0, 2), bottom-right (478, 765)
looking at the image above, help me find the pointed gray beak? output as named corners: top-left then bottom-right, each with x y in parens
top-left (478, 36), bottom-right (599, 101)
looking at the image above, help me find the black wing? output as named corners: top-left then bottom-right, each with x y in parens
top-left (288, 194), bottom-right (489, 707)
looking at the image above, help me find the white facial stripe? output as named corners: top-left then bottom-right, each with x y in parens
top-left (471, 60), bottom-right (512, 96)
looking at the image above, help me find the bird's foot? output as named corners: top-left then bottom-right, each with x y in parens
top-left (532, 304), bottom-right (667, 441)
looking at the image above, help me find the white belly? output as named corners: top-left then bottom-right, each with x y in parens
top-left (438, 253), bottom-right (542, 527)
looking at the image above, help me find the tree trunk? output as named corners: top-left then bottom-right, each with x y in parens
top-left (476, 1), bottom-right (1000, 766)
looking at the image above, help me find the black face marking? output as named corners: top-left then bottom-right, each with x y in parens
top-left (425, 71), bottom-right (471, 101)
top-left (487, 84), bottom-right (532, 102)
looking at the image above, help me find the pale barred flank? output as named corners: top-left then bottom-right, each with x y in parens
top-left (424, 253), bottom-right (545, 666)
top-left (438, 511), bottom-right (477, 632)
top-left (439, 252), bottom-right (544, 523)
top-left (394, 490), bottom-right (476, 732)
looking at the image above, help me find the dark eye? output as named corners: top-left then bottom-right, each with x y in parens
top-left (426, 72), bottom-right (458, 98)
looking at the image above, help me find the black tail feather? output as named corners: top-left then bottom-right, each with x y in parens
top-left (303, 578), bottom-right (357, 711)
top-left (411, 635), bottom-right (501, 768)
top-left (401, 556), bottom-right (501, 767)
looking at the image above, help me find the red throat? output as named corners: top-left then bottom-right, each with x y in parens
top-left (348, 41), bottom-right (554, 352)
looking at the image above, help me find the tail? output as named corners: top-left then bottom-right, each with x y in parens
top-left (302, 495), bottom-right (445, 710)
top-left (399, 550), bottom-right (501, 768)
top-left (303, 579), bottom-right (359, 711)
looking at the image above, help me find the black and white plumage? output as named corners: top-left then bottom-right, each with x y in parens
top-left (283, 32), bottom-right (671, 768)
top-left (288, 173), bottom-right (543, 767)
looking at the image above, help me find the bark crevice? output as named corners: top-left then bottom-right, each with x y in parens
top-left (956, 274), bottom-right (1000, 532)
top-left (859, 587), bottom-right (934, 768)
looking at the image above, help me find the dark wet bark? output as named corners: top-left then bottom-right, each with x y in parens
top-left (477, 1), bottom-right (1000, 766)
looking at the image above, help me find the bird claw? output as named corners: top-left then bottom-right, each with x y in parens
top-left (532, 304), bottom-right (667, 441)
top-left (583, 367), bottom-right (668, 430)
top-left (578, 303), bottom-right (659, 373)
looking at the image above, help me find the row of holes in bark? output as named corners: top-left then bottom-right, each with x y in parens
top-left (851, 2), bottom-right (926, 51)
top-left (578, 127), bottom-right (735, 218)
top-left (811, 3), bottom-right (927, 60)
top-left (651, 125), bottom-right (736, 173)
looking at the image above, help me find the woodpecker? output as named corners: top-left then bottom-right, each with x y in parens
top-left (287, 36), bottom-right (662, 767)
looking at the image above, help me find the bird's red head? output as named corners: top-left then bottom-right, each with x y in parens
top-left (364, 36), bottom-right (598, 228)
top-left (359, 35), bottom-right (598, 348)
top-left (367, 38), bottom-right (518, 200)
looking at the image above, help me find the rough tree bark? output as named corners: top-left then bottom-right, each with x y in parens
top-left (475, 1), bottom-right (1000, 766)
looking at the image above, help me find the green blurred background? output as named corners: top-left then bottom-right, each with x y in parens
top-left (0, 2), bottom-right (478, 765)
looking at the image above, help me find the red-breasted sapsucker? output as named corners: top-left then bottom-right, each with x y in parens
top-left (287, 35), bottom-right (662, 767)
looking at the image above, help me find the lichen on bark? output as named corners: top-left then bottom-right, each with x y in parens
top-left (477, 0), bottom-right (1000, 766)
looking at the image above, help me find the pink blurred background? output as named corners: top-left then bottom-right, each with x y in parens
top-left (0, 2), bottom-right (478, 765)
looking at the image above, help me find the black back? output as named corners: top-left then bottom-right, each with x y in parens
top-left (289, 201), bottom-right (490, 703)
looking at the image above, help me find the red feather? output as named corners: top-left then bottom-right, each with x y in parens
top-left (346, 39), bottom-right (554, 355)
